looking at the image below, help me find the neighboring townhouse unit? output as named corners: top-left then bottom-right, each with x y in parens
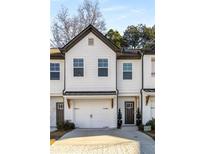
top-left (50, 25), bottom-right (155, 129)
top-left (141, 50), bottom-right (155, 124)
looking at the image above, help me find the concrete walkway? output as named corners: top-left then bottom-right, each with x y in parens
top-left (51, 127), bottom-right (154, 154)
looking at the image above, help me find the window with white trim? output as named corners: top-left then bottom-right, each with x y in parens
top-left (73, 58), bottom-right (84, 77)
top-left (88, 38), bottom-right (94, 45)
top-left (123, 63), bottom-right (132, 80)
top-left (50, 63), bottom-right (60, 80)
top-left (151, 57), bottom-right (155, 77)
top-left (98, 59), bottom-right (108, 77)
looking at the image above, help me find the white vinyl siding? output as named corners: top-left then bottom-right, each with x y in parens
top-left (143, 55), bottom-right (155, 88)
top-left (65, 32), bottom-right (116, 91)
top-left (117, 60), bottom-right (141, 94)
top-left (50, 60), bottom-right (64, 95)
top-left (151, 57), bottom-right (155, 77)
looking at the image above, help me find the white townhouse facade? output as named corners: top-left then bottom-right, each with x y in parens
top-left (50, 25), bottom-right (155, 129)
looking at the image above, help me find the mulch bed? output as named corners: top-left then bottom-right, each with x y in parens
top-left (138, 128), bottom-right (155, 140)
top-left (144, 130), bottom-right (155, 140)
top-left (50, 129), bottom-right (72, 140)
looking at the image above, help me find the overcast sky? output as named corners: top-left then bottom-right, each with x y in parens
top-left (51, 0), bottom-right (155, 34)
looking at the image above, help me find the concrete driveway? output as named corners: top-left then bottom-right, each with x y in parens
top-left (51, 127), bottom-right (154, 154)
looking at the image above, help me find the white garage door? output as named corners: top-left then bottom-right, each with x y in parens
top-left (74, 99), bottom-right (112, 128)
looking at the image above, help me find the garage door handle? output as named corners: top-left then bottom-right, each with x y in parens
top-left (90, 114), bottom-right (93, 118)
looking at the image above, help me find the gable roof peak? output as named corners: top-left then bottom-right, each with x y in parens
top-left (59, 24), bottom-right (120, 53)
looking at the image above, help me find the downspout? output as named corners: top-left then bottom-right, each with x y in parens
top-left (116, 54), bottom-right (119, 127)
top-left (140, 51), bottom-right (144, 124)
top-left (59, 49), bottom-right (66, 95)
top-left (63, 54), bottom-right (66, 95)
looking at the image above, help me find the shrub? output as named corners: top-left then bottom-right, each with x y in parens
top-left (56, 122), bottom-right (64, 130)
top-left (145, 118), bottom-right (155, 130)
top-left (63, 120), bottom-right (75, 130)
top-left (138, 124), bottom-right (144, 131)
top-left (117, 109), bottom-right (122, 129)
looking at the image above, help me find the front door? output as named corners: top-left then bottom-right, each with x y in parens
top-left (56, 102), bottom-right (64, 126)
top-left (125, 101), bottom-right (134, 124)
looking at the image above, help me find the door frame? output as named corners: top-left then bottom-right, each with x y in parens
top-left (56, 102), bottom-right (64, 126)
top-left (124, 101), bottom-right (134, 124)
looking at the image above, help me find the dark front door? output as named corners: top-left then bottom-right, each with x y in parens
top-left (125, 101), bottom-right (134, 124)
top-left (56, 102), bottom-right (64, 125)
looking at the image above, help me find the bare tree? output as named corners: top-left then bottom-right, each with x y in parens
top-left (51, 0), bottom-right (106, 48)
top-left (77, 0), bottom-right (106, 32)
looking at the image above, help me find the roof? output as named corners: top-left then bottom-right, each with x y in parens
top-left (64, 91), bottom-right (117, 95)
top-left (50, 24), bottom-right (154, 59)
top-left (141, 48), bottom-right (155, 55)
top-left (50, 48), bottom-right (64, 59)
top-left (117, 49), bottom-right (141, 59)
top-left (60, 24), bottom-right (121, 53)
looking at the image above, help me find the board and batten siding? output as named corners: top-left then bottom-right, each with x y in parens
top-left (117, 60), bottom-right (142, 94)
top-left (50, 59), bottom-right (64, 95)
top-left (65, 32), bottom-right (116, 91)
top-left (143, 55), bottom-right (155, 89)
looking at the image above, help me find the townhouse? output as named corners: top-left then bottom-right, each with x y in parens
top-left (50, 25), bottom-right (155, 129)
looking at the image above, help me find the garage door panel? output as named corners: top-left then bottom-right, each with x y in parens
top-left (74, 100), bottom-right (111, 128)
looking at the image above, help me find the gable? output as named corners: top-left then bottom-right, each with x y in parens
top-left (66, 32), bottom-right (118, 56)
top-left (60, 24), bottom-right (120, 54)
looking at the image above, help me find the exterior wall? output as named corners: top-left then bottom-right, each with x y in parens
top-left (118, 96), bottom-right (139, 125)
top-left (50, 96), bottom-right (64, 128)
top-left (64, 97), bottom-right (117, 128)
top-left (143, 55), bottom-right (155, 88)
top-left (65, 32), bottom-right (116, 91)
top-left (50, 59), bottom-right (64, 95)
top-left (142, 94), bottom-right (155, 124)
top-left (117, 59), bottom-right (141, 94)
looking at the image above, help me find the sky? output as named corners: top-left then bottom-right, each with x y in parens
top-left (51, 0), bottom-right (155, 34)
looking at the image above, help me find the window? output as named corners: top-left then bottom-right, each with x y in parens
top-left (125, 102), bottom-right (133, 108)
top-left (151, 57), bottom-right (155, 77)
top-left (88, 38), bottom-right (94, 45)
top-left (50, 63), bottom-right (60, 80)
top-left (73, 58), bottom-right (84, 77)
top-left (98, 59), bottom-right (108, 77)
top-left (123, 63), bottom-right (132, 80)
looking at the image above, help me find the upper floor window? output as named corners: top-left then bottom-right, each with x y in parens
top-left (88, 38), bottom-right (94, 45)
top-left (98, 59), bottom-right (108, 77)
top-left (151, 57), bottom-right (155, 77)
top-left (123, 63), bottom-right (132, 80)
top-left (73, 58), bottom-right (84, 77)
top-left (50, 63), bottom-right (60, 80)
